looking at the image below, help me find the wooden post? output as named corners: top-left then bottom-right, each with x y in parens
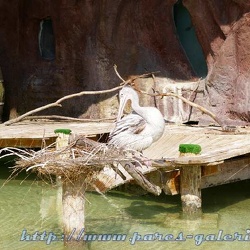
top-left (54, 129), bottom-right (86, 248)
top-left (179, 144), bottom-right (202, 219)
top-left (55, 129), bottom-right (72, 227)
top-left (62, 177), bottom-right (86, 248)
top-left (55, 128), bottom-right (72, 228)
top-left (180, 165), bottom-right (202, 219)
top-left (55, 129), bottom-right (71, 154)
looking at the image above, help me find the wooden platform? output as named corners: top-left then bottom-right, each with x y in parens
top-left (84, 123), bottom-right (250, 194)
top-left (144, 124), bottom-right (250, 164)
top-left (0, 121), bottom-right (114, 148)
top-left (1, 121), bottom-right (250, 167)
top-left (1, 121), bottom-right (250, 218)
top-left (1, 121), bottom-right (250, 158)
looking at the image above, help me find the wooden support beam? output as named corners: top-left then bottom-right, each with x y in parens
top-left (179, 144), bottom-right (202, 219)
top-left (55, 129), bottom-right (86, 247)
top-left (146, 170), bottom-right (180, 195)
top-left (201, 155), bottom-right (250, 188)
top-left (180, 165), bottom-right (202, 219)
top-left (62, 177), bottom-right (86, 248)
top-left (163, 170), bottom-right (180, 195)
top-left (0, 137), bottom-right (56, 148)
top-left (123, 163), bottom-right (162, 196)
top-left (201, 164), bottom-right (221, 177)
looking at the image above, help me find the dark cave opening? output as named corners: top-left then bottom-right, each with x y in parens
top-left (173, 0), bottom-right (208, 78)
top-left (38, 17), bottom-right (56, 61)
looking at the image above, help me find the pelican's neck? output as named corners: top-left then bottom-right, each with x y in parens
top-left (130, 96), bottom-right (165, 141)
top-left (131, 100), bottom-right (152, 124)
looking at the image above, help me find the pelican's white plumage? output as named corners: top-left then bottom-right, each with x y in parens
top-left (108, 86), bottom-right (165, 151)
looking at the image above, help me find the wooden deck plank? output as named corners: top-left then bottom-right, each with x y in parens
top-left (201, 156), bottom-right (250, 188)
top-left (0, 121), bottom-right (114, 139)
top-left (0, 122), bottom-right (114, 148)
top-left (0, 137), bottom-right (56, 148)
top-left (174, 138), bottom-right (250, 165)
top-left (144, 126), bottom-right (250, 164)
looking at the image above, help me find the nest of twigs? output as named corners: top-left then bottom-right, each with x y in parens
top-left (0, 135), bottom-right (145, 182)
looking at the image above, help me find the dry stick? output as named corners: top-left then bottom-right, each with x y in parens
top-left (114, 64), bottom-right (126, 83)
top-left (4, 85), bottom-right (125, 126)
top-left (114, 67), bottom-right (221, 129)
top-left (138, 89), bottom-right (228, 131)
top-left (113, 66), bottom-right (226, 130)
top-left (151, 74), bottom-right (158, 109)
top-left (122, 162), bottom-right (162, 196)
top-left (22, 115), bottom-right (116, 122)
top-left (113, 64), bottom-right (160, 85)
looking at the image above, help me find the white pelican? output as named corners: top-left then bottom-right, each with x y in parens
top-left (108, 86), bottom-right (165, 151)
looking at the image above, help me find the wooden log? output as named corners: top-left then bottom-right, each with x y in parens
top-left (163, 170), bottom-right (180, 195)
top-left (62, 177), bottom-right (86, 248)
top-left (55, 128), bottom-right (86, 248)
top-left (180, 165), bottom-right (202, 219)
top-left (122, 162), bottom-right (162, 196)
top-left (55, 129), bottom-right (71, 228)
top-left (179, 144), bottom-right (202, 219)
top-left (146, 170), bottom-right (180, 195)
top-left (55, 129), bottom-right (71, 152)
top-left (56, 176), bottom-right (63, 227)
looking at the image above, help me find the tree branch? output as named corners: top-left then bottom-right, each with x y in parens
top-left (4, 85), bottom-right (124, 126)
top-left (113, 64), bottom-right (126, 82)
top-left (4, 68), bottom-right (158, 126)
top-left (21, 115), bottom-right (116, 122)
top-left (113, 64), bottom-right (160, 85)
top-left (137, 88), bottom-right (232, 131)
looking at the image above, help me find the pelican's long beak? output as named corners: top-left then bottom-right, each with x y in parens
top-left (117, 95), bottom-right (129, 121)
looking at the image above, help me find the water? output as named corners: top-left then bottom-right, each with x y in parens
top-left (1, 157), bottom-right (250, 250)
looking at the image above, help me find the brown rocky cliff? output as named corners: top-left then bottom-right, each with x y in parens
top-left (184, 0), bottom-right (250, 124)
top-left (0, 0), bottom-right (249, 125)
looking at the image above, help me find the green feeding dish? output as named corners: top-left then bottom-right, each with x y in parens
top-left (54, 129), bottom-right (72, 135)
top-left (179, 144), bottom-right (202, 155)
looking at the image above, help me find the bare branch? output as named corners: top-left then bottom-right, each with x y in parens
top-left (113, 64), bottom-right (126, 83)
top-left (21, 115), bottom-right (116, 122)
top-left (113, 65), bottom-right (160, 85)
top-left (138, 89), bottom-right (229, 131)
top-left (4, 85), bottom-right (124, 126)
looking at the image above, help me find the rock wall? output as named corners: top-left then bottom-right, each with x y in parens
top-left (184, 0), bottom-right (250, 124)
top-left (0, 0), bottom-right (249, 125)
